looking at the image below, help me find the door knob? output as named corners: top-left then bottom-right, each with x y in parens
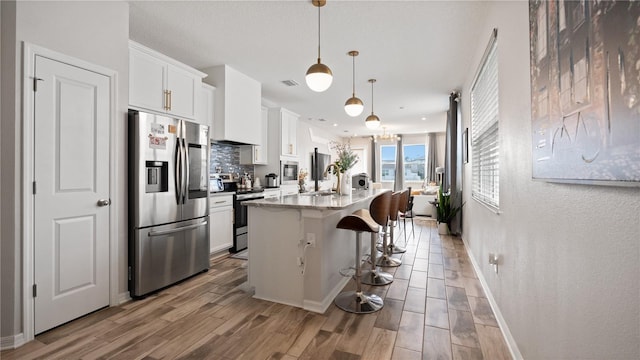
top-left (97, 199), bottom-right (111, 207)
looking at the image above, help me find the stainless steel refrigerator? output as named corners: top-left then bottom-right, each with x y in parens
top-left (128, 110), bottom-right (210, 298)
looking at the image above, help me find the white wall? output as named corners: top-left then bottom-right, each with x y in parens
top-left (0, 1), bottom-right (129, 341)
top-left (461, 2), bottom-right (640, 358)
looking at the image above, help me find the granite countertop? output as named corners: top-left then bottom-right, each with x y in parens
top-left (244, 188), bottom-right (389, 210)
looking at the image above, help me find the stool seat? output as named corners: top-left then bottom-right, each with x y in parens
top-left (337, 214), bottom-right (380, 233)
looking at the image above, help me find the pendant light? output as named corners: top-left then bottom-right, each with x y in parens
top-left (365, 79), bottom-right (381, 129)
top-left (305, 0), bottom-right (332, 92)
top-left (344, 50), bottom-right (364, 117)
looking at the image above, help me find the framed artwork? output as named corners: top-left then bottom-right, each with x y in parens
top-left (529, 0), bottom-right (640, 186)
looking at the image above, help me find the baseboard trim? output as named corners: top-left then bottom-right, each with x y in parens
top-left (118, 291), bottom-right (131, 305)
top-left (462, 238), bottom-right (523, 360)
top-left (303, 276), bottom-right (350, 314)
top-left (1, 333), bottom-right (25, 350)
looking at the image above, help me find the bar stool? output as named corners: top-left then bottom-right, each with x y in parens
top-left (376, 191), bottom-right (402, 267)
top-left (334, 192), bottom-right (391, 313)
top-left (352, 191), bottom-right (394, 286)
top-left (389, 190), bottom-right (409, 253)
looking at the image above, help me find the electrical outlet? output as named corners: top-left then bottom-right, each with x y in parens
top-left (488, 253), bottom-right (499, 273)
top-left (306, 233), bottom-right (316, 247)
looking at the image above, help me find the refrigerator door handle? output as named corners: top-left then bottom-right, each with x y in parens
top-left (183, 138), bottom-right (190, 204)
top-left (147, 219), bottom-right (208, 237)
top-left (175, 139), bottom-right (182, 204)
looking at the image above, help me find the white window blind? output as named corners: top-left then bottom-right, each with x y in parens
top-left (471, 30), bottom-right (499, 210)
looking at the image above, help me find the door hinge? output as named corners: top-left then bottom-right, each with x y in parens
top-left (32, 284), bottom-right (37, 298)
top-left (33, 77), bottom-right (43, 92)
top-left (32, 181), bottom-right (37, 195)
top-left (128, 266), bottom-right (132, 281)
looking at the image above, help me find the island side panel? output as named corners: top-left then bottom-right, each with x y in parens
top-left (247, 206), bottom-right (304, 308)
top-left (300, 199), bottom-right (374, 312)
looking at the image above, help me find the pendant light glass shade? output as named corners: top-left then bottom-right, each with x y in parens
top-left (306, 61), bottom-right (333, 92)
top-left (345, 97), bottom-right (364, 117)
top-left (344, 50), bottom-right (364, 117)
top-left (365, 114), bottom-right (380, 129)
top-left (306, 0), bottom-right (332, 92)
top-left (365, 78), bottom-right (381, 129)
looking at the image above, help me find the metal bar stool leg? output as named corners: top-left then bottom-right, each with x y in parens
top-left (335, 232), bottom-right (384, 313)
top-left (376, 223), bottom-right (402, 267)
top-left (361, 231), bottom-right (393, 285)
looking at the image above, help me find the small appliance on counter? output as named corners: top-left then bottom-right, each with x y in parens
top-left (265, 173), bottom-right (279, 188)
top-left (352, 173), bottom-right (370, 190)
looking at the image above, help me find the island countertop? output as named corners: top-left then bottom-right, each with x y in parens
top-left (244, 188), bottom-right (388, 210)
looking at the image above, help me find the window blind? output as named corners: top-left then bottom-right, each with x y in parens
top-left (471, 32), bottom-right (499, 209)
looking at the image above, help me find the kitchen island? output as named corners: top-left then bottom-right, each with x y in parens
top-left (244, 189), bottom-right (388, 313)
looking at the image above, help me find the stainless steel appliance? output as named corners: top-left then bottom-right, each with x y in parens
top-left (280, 161), bottom-right (299, 184)
top-left (232, 189), bottom-right (264, 253)
top-left (265, 173), bottom-right (279, 188)
top-left (352, 173), bottom-right (370, 190)
top-left (128, 110), bottom-right (210, 298)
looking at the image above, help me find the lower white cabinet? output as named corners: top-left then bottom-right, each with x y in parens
top-left (280, 184), bottom-right (298, 197)
top-left (263, 188), bottom-right (280, 199)
top-left (209, 194), bottom-right (233, 254)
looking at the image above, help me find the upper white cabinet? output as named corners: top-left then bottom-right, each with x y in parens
top-left (240, 106), bottom-right (268, 165)
top-left (196, 83), bottom-right (216, 132)
top-left (269, 107), bottom-right (299, 158)
top-left (129, 41), bottom-right (205, 120)
top-left (202, 65), bottom-right (261, 145)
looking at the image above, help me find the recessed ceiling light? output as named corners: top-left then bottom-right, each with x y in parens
top-left (333, 123), bottom-right (338, 127)
top-left (421, 116), bottom-right (427, 121)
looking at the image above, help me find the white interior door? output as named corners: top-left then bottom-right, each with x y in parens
top-left (33, 55), bottom-right (110, 334)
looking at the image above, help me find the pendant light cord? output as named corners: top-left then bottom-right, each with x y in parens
top-left (317, 4), bottom-right (321, 62)
top-left (371, 81), bottom-right (375, 114)
top-left (352, 55), bottom-right (356, 97)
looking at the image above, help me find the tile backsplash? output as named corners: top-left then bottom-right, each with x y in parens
top-left (210, 142), bottom-right (254, 178)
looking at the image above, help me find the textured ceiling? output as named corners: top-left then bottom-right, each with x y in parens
top-left (129, 0), bottom-right (489, 137)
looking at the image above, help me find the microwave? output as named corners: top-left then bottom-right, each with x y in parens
top-left (280, 161), bottom-right (299, 184)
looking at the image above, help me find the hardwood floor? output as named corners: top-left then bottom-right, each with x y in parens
top-left (1, 217), bottom-right (511, 359)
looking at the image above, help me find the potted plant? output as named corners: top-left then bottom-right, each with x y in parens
top-left (435, 185), bottom-right (463, 235)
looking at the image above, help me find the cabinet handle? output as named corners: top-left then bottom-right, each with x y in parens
top-left (289, 144), bottom-right (293, 154)
top-left (167, 90), bottom-right (172, 111)
top-left (163, 90), bottom-right (169, 110)
top-left (214, 200), bottom-right (226, 204)
top-left (254, 148), bottom-right (258, 161)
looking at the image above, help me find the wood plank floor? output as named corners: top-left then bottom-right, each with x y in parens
top-left (1, 217), bottom-right (512, 360)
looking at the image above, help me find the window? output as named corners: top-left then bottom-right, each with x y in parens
top-left (403, 144), bottom-right (425, 180)
top-left (379, 144), bottom-right (426, 182)
top-left (380, 145), bottom-right (396, 181)
top-left (471, 30), bottom-right (499, 209)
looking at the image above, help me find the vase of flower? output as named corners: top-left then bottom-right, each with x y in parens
top-left (339, 170), bottom-right (352, 196)
top-left (330, 140), bottom-right (358, 196)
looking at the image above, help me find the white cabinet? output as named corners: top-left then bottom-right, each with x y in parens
top-left (202, 65), bottom-right (261, 145)
top-left (240, 106), bottom-right (268, 165)
top-left (129, 41), bottom-right (205, 120)
top-left (280, 184), bottom-right (299, 197)
top-left (209, 194), bottom-right (233, 254)
top-left (263, 188), bottom-right (280, 199)
top-left (196, 83), bottom-right (216, 131)
top-left (271, 108), bottom-right (299, 157)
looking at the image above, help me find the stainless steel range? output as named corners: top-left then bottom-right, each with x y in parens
top-left (231, 187), bottom-right (264, 253)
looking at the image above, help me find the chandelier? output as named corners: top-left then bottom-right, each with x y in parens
top-left (373, 127), bottom-right (399, 142)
